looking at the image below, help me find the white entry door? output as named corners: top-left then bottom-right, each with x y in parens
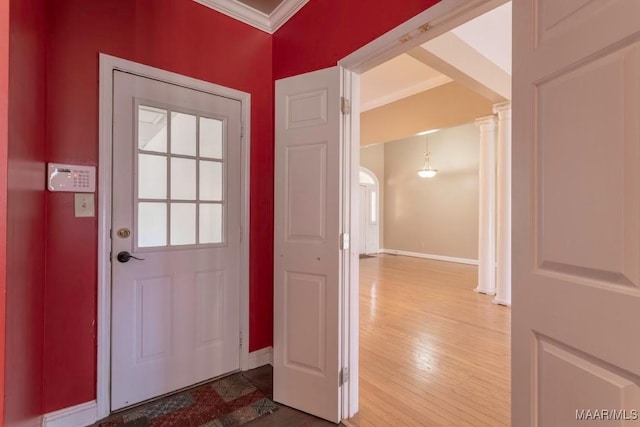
top-left (274, 66), bottom-right (343, 423)
top-left (513, 0), bottom-right (640, 425)
top-left (111, 70), bottom-right (242, 410)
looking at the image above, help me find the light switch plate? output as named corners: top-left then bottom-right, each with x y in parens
top-left (74, 193), bottom-right (95, 217)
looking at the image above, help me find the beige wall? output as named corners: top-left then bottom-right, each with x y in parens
top-left (360, 82), bottom-right (492, 146)
top-left (383, 122), bottom-right (479, 260)
top-left (360, 143), bottom-right (385, 248)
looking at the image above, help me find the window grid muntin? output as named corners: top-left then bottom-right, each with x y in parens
top-left (135, 102), bottom-right (227, 250)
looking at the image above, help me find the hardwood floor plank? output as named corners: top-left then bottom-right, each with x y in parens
top-left (347, 255), bottom-right (511, 427)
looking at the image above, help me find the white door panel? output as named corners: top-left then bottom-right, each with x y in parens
top-left (274, 66), bottom-right (342, 423)
top-left (513, 0), bottom-right (640, 425)
top-left (111, 71), bottom-right (242, 410)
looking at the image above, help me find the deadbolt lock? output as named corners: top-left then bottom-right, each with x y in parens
top-left (117, 228), bottom-right (131, 239)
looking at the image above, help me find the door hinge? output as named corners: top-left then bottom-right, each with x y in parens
top-left (340, 233), bottom-right (350, 250)
top-left (240, 122), bottom-right (244, 138)
top-left (339, 367), bottom-right (350, 386)
top-left (239, 330), bottom-right (243, 348)
top-left (340, 97), bottom-right (351, 115)
top-left (419, 23), bottom-right (431, 33)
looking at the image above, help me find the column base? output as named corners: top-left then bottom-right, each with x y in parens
top-left (492, 297), bottom-right (511, 307)
top-left (474, 286), bottom-right (496, 296)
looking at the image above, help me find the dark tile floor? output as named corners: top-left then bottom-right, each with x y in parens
top-left (243, 365), bottom-right (342, 427)
top-left (96, 365), bottom-right (342, 427)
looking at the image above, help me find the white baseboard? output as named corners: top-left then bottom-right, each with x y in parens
top-left (381, 249), bottom-right (478, 266)
top-left (42, 400), bottom-right (97, 427)
top-left (247, 346), bottom-right (273, 369)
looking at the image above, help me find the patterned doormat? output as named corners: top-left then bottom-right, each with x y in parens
top-left (97, 373), bottom-right (277, 427)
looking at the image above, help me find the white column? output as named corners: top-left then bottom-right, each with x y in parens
top-left (475, 115), bottom-right (497, 295)
top-left (494, 101), bottom-right (512, 306)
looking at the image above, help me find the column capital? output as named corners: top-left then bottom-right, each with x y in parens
top-left (493, 101), bottom-right (512, 118)
top-left (475, 115), bottom-right (497, 131)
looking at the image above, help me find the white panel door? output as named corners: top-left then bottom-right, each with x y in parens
top-left (513, 0), bottom-right (640, 425)
top-left (111, 71), bottom-right (242, 410)
top-left (274, 66), bottom-right (342, 423)
top-left (359, 185), bottom-right (368, 254)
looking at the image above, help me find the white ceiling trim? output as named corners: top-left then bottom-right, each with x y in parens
top-left (360, 75), bottom-right (453, 112)
top-left (193, 0), bottom-right (309, 34)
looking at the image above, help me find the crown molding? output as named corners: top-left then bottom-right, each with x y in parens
top-left (193, 0), bottom-right (309, 34)
top-left (269, 0), bottom-right (310, 32)
top-left (360, 75), bottom-right (452, 112)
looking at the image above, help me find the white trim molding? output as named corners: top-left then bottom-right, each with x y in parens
top-left (360, 75), bottom-right (452, 112)
top-left (193, 0), bottom-right (310, 34)
top-left (382, 249), bottom-right (478, 266)
top-left (247, 347), bottom-right (273, 369)
top-left (98, 54), bottom-right (251, 420)
top-left (42, 401), bottom-right (98, 427)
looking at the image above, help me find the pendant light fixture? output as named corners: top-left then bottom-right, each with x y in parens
top-left (417, 130), bottom-right (438, 178)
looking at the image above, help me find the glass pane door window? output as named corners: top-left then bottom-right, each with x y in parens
top-left (136, 105), bottom-right (225, 248)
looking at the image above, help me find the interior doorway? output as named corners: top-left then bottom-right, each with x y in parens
top-left (340, 0), bottom-right (513, 422)
top-left (358, 167), bottom-right (379, 256)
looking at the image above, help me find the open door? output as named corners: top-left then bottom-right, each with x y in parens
top-left (513, 0), bottom-right (640, 425)
top-left (274, 66), bottom-right (343, 423)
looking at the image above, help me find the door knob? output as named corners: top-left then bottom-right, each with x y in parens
top-left (117, 251), bottom-right (145, 263)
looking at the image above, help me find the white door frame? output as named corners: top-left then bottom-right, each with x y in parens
top-left (96, 54), bottom-right (251, 419)
top-left (338, 0), bottom-right (509, 418)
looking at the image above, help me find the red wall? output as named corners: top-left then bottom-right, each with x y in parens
top-left (5, 0), bottom-right (47, 424)
top-left (0, 1), bottom-right (9, 424)
top-left (44, 0), bottom-right (273, 412)
top-left (273, 0), bottom-right (440, 79)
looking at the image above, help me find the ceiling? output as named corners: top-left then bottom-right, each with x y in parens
top-left (360, 55), bottom-right (452, 112)
top-left (360, 1), bottom-right (512, 111)
top-left (194, 0), bottom-right (307, 33)
top-left (451, 1), bottom-right (512, 74)
top-left (235, 0), bottom-right (284, 14)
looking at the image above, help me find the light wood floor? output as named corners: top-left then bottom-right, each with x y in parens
top-left (345, 254), bottom-right (511, 427)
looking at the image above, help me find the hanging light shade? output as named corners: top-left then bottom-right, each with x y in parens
top-left (417, 164), bottom-right (437, 178)
top-left (417, 135), bottom-right (438, 178)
